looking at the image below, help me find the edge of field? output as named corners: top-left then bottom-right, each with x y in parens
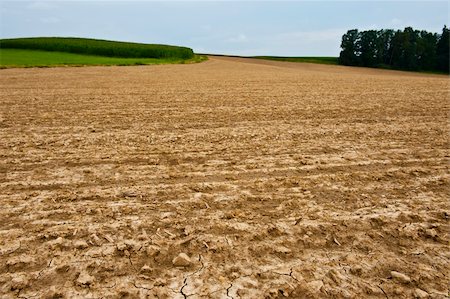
top-left (204, 54), bottom-right (449, 75)
top-left (0, 49), bottom-right (207, 69)
top-left (199, 54), bottom-right (338, 65)
top-left (252, 56), bottom-right (339, 65)
top-left (250, 56), bottom-right (449, 75)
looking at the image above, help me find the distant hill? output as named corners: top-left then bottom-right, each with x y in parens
top-left (0, 37), bottom-right (194, 60)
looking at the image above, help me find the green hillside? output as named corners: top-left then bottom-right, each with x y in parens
top-left (0, 37), bottom-right (194, 59)
top-left (0, 49), bottom-right (205, 68)
top-left (0, 37), bottom-right (206, 68)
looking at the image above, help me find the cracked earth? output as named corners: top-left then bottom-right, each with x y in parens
top-left (0, 57), bottom-right (449, 298)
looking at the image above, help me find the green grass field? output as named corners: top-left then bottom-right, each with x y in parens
top-left (0, 37), bottom-right (194, 59)
top-left (0, 49), bottom-right (206, 68)
top-left (0, 37), bottom-right (201, 68)
top-left (252, 56), bottom-right (338, 65)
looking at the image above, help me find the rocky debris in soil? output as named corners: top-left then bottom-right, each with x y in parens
top-left (147, 245), bottom-right (161, 257)
top-left (77, 271), bottom-right (95, 287)
top-left (121, 190), bottom-right (139, 198)
top-left (43, 286), bottom-right (64, 299)
top-left (140, 265), bottom-right (153, 274)
top-left (90, 233), bottom-right (102, 245)
top-left (390, 271), bottom-right (411, 284)
top-left (6, 255), bottom-right (35, 268)
top-left (307, 280), bottom-right (324, 293)
top-left (103, 234), bottom-right (114, 243)
top-left (414, 288), bottom-right (429, 298)
top-left (10, 274), bottom-right (29, 290)
top-left (173, 253), bottom-right (191, 267)
top-left (116, 242), bottom-right (127, 252)
top-left (73, 240), bottom-right (89, 249)
top-left (47, 237), bottom-right (70, 250)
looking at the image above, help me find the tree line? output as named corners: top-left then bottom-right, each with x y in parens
top-left (339, 26), bottom-right (449, 73)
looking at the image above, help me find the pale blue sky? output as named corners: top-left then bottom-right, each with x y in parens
top-left (1, 1), bottom-right (448, 56)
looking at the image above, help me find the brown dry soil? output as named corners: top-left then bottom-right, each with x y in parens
top-left (0, 57), bottom-right (449, 298)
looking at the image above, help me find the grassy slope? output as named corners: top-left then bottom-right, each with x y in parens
top-left (252, 56), bottom-right (338, 65)
top-left (0, 49), bottom-right (206, 68)
top-left (0, 37), bottom-right (194, 59)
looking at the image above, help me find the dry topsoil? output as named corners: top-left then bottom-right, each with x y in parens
top-left (0, 57), bottom-right (448, 298)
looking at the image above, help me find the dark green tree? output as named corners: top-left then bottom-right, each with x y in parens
top-left (404, 27), bottom-right (419, 70)
top-left (338, 25), bottom-right (448, 73)
top-left (417, 31), bottom-right (438, 70)
top-left (358, 30), bottom-right (378, 67)
top-left (388, 30), bottom-right (403, 67)
top-left (436, 25), bottom-right (449, 72)
top-left (376, 29), bottom-right (394, 65)
top-left (339, 29), bottom-right (360, 66)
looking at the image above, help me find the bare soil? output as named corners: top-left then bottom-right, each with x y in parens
top-left (0, 57), bottom-right (449, 298)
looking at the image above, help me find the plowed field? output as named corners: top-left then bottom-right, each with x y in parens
top-left (0, 57), bottom-right (449, 298)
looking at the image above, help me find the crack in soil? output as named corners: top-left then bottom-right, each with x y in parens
top-left (222, 269), bottom-right (258, 299)
top-left (189, 255), bottom-right (205, 277)
top-left (133, 281), bottom-right (154, 291)
top-left (180, 278), bottom-right (188, 298)
top-left (378, 284), bottom-right (388, 299)
top-left (36, 257), bottom-right (56, 280)
top-left (272, 268), bottom-right (299, 282)
top-left (47, 257), bottom-right (54, 267)
top-left (177, 254), bottom-right (206, 297)
top-left (226, 283), bottom-right (234, 299)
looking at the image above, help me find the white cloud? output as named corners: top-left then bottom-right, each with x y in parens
top-left (201, 25), bottom-right (212, 32)
top-left (390, 18), bottom-right (404, 26)
top-left (226, 33), bottom-right (247, 43)
top-left (276, 29), bottom-right (344, 44)
top-left (194, 46), bottom-right (207, 53)
top-left (40, 17), bottom-right (60, 24)
top-left (27, 2), bottom-right (56, 10)
top-left (241, 28), bottom-right (347, 56)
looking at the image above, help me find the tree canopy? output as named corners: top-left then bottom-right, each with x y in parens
top-left (339, 26), bottom-right (449, 73)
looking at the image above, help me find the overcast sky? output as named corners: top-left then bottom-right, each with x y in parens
top-left (1, 1), bottom-right (448, 56)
